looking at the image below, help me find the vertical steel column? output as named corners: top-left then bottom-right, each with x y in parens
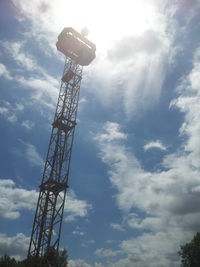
top-left (28, 57), bottom-right (82, 266)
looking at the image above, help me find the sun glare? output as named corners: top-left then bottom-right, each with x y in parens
top-left (52, 0), bottom-right (156, 52)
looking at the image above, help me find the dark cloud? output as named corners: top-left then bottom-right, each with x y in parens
top-left (169, 194), bottom-right (200, 215)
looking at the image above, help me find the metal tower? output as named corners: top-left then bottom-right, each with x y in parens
top-left (28, 27), bottom-right (96, 266)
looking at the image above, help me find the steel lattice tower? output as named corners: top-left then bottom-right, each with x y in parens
top-left (28, 28), bottom-right (96, 266)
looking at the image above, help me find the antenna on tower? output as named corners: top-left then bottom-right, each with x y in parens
top-left (27, 27), bottom-right (96, 266)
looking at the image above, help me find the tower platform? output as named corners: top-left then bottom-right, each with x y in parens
top-left (56, 27), bottom-right (96, 66)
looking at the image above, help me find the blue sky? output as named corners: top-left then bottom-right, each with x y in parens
top-left (0, 0), bottom-right (200, 266)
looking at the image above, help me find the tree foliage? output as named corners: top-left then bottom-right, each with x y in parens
top-left (0, 254), bottom-right (25, 267)
top-left (179, 232), bottom-right (200, 267)
top-left (0, 248), bottom-right (68, 267)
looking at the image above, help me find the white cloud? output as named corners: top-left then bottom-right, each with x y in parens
top-left (0, 179), bottom-right (37, 219)
top-left (0, 40), bottom-right (59, 109)
top-left (124, 213), bottom-right (164, 232)
top-left (105, 240), bottom-right (114, 244)
top-left (68, 259), bottom-right (93, 267)
top-left (110, 223), bottom-right (125, 232)
top-left (72, 230), bottom-right (85, 236)
top-left (0, 179), bottom-right (91, 222)
top-left (10, 0), bottom-right (176, 118)
top-left (1, 41), bottom-right (36, 71)
top-left (64, 190), bottom-right (92, 222)
top-left (15, 103), bottom-right (24, 111)
top-left (81, 239), bottom-right (95, 248)
top-left (170, 48), bottom-right (200, 169)
top-left (95, 248), bottom-right (121, 258)
top-left (68, 261), bottom-right (103, 267)
top-left (93, 122), bottom-right (127, 143)
top-left (17, 75), bottom-right (59, 109)
top-left (119, 231), bottom-right (184, 267)
top-left (0, 106), bottom-right (9, 115)
top-left (94, 118), bottom-right (200, 265)
top-left (87, 28), bottom-right (171, 117)
top-left (0, 101), bottom-right (23, 124)
top-left (0, 179), bottom-right (15, 187)
top-left (108, 30), bottom-right (164, 61)
top-left (7, 114), bottom-right (17, 123)
top-left (22, 142), bottom-right (44, 167)
top-left (88, 239), bottom-right (95, 244)
top-left (4, 1), bottom-right (200, 265)
top-left (6, 0), bottom-right (198, 122)
top-left (0, 63), bottom-right (12, 79)
top-left (21, 120), bottom-right (35, 130)
top-left (94, 46), bottom-right (200, 267)
top-left (144, 140), bottom-right (167, 151)
top-left (0, 233), bottom-right (29, 260)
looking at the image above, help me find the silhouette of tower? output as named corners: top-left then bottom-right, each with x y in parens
top-left (28, 27), bottom-right (96, 266)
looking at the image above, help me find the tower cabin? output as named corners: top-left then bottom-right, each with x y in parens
top-left (56, 27), bottom-right (96, 66)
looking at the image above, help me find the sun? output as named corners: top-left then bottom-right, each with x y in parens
top-left (51, 0), bottom-right (156, 52)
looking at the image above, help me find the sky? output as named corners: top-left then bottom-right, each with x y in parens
top-left (0, 0), bottom-right (200, 266)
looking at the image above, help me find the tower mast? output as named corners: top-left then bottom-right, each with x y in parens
top-left (28, 27), bottom-right (96, 266)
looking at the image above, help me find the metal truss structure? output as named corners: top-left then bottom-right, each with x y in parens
top-left (28, 28), bottom-right (96, 266)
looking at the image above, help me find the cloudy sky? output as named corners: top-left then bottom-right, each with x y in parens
top-left (0, 0), bottom-right (200, 266)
